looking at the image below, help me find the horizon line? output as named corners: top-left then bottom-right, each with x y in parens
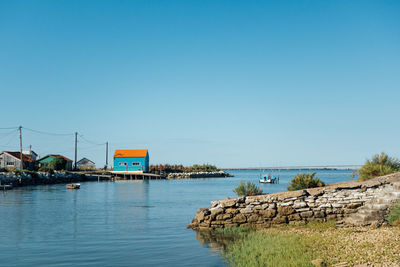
top-left (223, 164), bottom-right (362, 170)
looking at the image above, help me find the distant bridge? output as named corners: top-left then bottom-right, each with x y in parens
top-left (223, 164), bottom-right (362, 170)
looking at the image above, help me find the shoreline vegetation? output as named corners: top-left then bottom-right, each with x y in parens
top-left (166, 171), bottom-right (232, 179)
top-left (150, 163), bottom-right (233, 179)
top-left (150, 163), bottom-right (224, 174)
top-left (196, 222), bottom-right (400, 266)
top-left (190, 153), bottom-right (400, 266)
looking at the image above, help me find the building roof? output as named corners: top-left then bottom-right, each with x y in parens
top-left (23, 150), bottom-right (38, 156)
top-left (37, 154), bottom-right (73, 162)
top-left (114, 149), bottom-right (148, 158)
top-left (77, 157), bottom-right (95, 164)
top-left (2, 151), bottom-right (35, 162)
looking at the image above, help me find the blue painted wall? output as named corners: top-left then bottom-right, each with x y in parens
top-left (113, 154), bottom-right (149, 172)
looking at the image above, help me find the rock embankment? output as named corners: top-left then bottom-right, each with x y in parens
top-left (187, 173), bottom-right (400, 230)
top-left (167, 171), bottom-right (232, 179)
top-left (0, 171), bottom-right (87, 187)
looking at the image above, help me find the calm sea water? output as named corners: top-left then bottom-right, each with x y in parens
top-left (0, 169), bottom-right (356, 267)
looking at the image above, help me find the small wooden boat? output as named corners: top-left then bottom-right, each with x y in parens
top-left (66, 183), bottom-right (80, 189)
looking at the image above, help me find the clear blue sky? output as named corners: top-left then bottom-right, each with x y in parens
top-left (0, 0), bottom-right (399, 168)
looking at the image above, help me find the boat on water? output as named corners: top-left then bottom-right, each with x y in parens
top-left (258, 168), bottom-right (280, 184)
top-left (259, 174), bottom-right (278, 184)
top-left (66, 183), bottom-right (80, 189)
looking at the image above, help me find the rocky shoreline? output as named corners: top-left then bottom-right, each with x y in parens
top-left (0, 171), bottom-right (88, 187)
top-left (187, 173), bottom-right (400, 230)
top-left (167, 171), bottom-right (233, 179)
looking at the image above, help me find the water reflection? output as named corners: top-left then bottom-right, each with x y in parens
top-left (195, 230), bottom-right (239, 253)
top-left (114, 180), bottom-right (151, 226)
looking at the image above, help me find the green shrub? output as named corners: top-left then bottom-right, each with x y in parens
top-left (233, 181), bottom-right (263, 197)
top-left (358, 152), bottom-right (400, 181)
top-left (386, 202), bottom-right (400, 227)
top-left (50, 157), bottom-right (67, 171)
top-left (287, 172), bottom-right (325, 191)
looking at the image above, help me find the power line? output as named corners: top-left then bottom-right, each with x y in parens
top-left (0, 126), bottom-right (109, 168)
top-left (0, 129), bottom-right (18, 139)
top-left (19, 126), bottom-right (23, 169)
top-left (23, 127), bottom-right (74, 136)
top-left (79, 144), bottom-right (106, 150)
top-left (79, 135), bottom-right (106, 146)
top-left (0, 145), bottom-right (30, 149)
top-left (0, 131), bottom-right (18, 147)
top-left (74, 132), bottom-right (77, 170)
top-left (0, 126), bottom-right (18, 130)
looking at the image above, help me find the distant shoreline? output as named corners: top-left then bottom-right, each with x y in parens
top-left (223, 166), bottom-right (360, 171)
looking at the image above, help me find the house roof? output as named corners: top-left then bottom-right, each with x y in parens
top-left (114, 149), bottom-right (148, 158)
top-left (23, 150), bottom-right (38, 156)
top-left (2, 151), bottom-right (35, 162)
top-left (37, 154), bottom-right (73, 162)
top-left (77, 157), bottom-right (95, 164)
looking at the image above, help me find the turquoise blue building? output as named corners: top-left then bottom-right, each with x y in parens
top-left (113, 149), bottom-right (149, 172)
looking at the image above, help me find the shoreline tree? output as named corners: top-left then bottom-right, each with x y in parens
top-left (358, 152), bottom-right (400, 181)
top-left (287, 172), bottom-right (325, 191)
top-left (233, 181), bottom-right (263, 197)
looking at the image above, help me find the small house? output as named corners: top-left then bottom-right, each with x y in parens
top-left (37, 154), bottom-right (73, 171)
top-left (113, 149), bottom-right (149, 173)
top-left (0, 151), bottom-right (35, 170)
top-left (76, 158), bottom-right (95, 169)
top-left (23, 148), bottom-right (38, 161)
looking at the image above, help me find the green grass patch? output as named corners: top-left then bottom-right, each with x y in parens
top-left (214, 226), bottom-right (253, 237)
top-left (267, 220), bottom-right (337, 231)
top-left (386, 202), bottom-right (400, 227)
top-left (219, 222), bottom-right (336, 266)
top-left (224, 231), bottom-right (319, 267)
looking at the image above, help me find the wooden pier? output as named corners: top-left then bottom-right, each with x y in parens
top-left (111, 172), bottom-right (164, 180)
top-left (85, 174), bottom-right (114, 182)
top-left (83, 172), bottom-right (164, 182)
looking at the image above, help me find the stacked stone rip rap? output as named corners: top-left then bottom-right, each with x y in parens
top-left (187, 173), bottom-right (400, 230)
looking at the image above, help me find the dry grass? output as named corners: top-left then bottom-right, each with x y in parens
top-left (261, 224), bottom-right (400, 266)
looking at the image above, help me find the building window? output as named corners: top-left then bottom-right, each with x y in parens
top-left (119, 162), bottom-right (127, 166)
top-left (132, 162), bottom-right (140, 166)
top-left (6, 162), bottom-right (14, 166)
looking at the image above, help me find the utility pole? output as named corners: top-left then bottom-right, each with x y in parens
top-left (19, 126), bottom-right (23, 170)
top-left (105, 141), bottom-right (108, 169)
top-left (74, 132), bottom-right (78, 170)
